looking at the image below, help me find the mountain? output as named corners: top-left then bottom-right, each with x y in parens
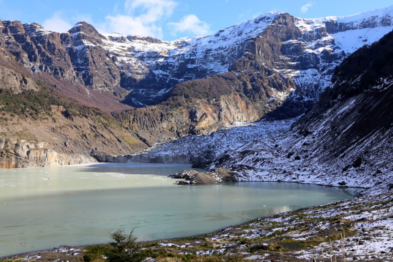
top-left (210, 29), bottom-right (393, 195)
top-left (0, 6), bottom-right (393, 167)
top-left (1, 8), bottom-right (392, 106)
top-left (110, 6), bottom-right (393, 145)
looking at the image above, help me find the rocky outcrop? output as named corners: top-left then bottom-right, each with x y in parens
top-left (169, 167), bottom-right (238, 185)
top-left (0, 138), bottom-right (96, 168)
top-left (1, 20), bottom-right (83, 85)
top-left (0, 65), bottom-right (38, 93)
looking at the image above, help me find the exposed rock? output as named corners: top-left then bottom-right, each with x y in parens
top-left (0, 88), bottom-right (146, 168)
top-left (0, 65), bottom-right (38, 93)
top-left (169, 168), bottom-right (238, 185)
top-left (114, 71), bottom-right (295, 146)
top-left (0, 138), bottom-right (96, 168)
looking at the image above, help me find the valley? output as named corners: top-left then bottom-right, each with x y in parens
top-left (1, 3), bottom-right (393, 261)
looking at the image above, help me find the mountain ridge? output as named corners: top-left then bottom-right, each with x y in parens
top-left (2, 6), bottom-right (393, 108)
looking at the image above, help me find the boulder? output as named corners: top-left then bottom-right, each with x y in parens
top-left (169, 168), bottom-right (238, 185)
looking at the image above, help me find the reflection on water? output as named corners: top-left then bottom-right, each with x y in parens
top-left (0, 163), bottom-right (356, 257)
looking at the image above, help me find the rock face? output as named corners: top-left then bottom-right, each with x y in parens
top-left (169, 168), bottom-right (238, 185)
top-left (0, 138), bottom-right (96, 168)
top-left (0, 66), bottom-right (38, 93)
top-left (0, 36), bottom-right (147, 168)
top-left (212, 30), bottom-right (393, 195)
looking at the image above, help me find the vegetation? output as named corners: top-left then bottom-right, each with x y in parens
top-left (170, 76), bottom-right (233, 102)
top-left (0, 83), bottom-right (114, 122)
top-left (0, 88), bottom-right (59, 119)
top-left (81, 229), bottom-right (247, 262)
top-left (106, 229), bottom-right (143, 262)
top-left (83, 229), bottom-right (143, 262)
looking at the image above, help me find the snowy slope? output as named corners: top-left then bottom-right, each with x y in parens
top-left (115, 118), bottom-right (296, 166)
top-left (212, 28), bottom-right (393, 194)
top-left (212, 81), bottom-right (393, 194)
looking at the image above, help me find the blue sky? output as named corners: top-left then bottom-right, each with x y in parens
top-left (0, 0), bottom-right (392, 40)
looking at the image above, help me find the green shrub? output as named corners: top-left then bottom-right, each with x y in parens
top-left (105, 229), bottom-right (143, 262)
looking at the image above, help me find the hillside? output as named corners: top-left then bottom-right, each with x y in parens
top-left (211, 29), bottom-right (393, 195)
top-left (0, 49), bottom-right (146, 168)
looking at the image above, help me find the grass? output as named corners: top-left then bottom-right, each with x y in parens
top-left (13, 130), bottom-right (37, 143)
top-left (118, 134), bottom-right (142, 146)
top-left (0, 83), bottom-right (114, 125)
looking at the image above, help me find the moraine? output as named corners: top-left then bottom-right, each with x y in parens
top-left (0, 163), bottom-right (357, 257)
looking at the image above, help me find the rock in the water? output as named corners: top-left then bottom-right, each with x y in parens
top-left (169, 168), bottom-right (238, 185)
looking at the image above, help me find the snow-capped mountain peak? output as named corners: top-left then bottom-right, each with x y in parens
top-left (1, 6), bottom-right (393, 108)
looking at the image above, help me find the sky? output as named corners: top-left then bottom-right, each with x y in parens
top-left (0, 0), bottom-right (392, 41)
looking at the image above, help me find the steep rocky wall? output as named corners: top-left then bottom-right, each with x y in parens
top-left (1, 21), bottom-right (83, 85)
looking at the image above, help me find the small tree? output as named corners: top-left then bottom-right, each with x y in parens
top-left (106, 229), bottom-right (143, 262)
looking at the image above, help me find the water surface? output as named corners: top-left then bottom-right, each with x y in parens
top-left (0, 163), bottom-right (355, 257)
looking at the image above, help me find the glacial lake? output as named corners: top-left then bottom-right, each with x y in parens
top-left (0, 163), bottom-right (356, 257)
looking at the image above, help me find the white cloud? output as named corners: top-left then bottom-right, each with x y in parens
top-left (42, 12), bottom-right (72, 33)
top-left (40, 0), bottom-right (209, 40)
top-left (301, 1), bottom-right (315, 14)
top-left (102, 0), bottom-right (177, 38)
top-left (125, 0), bottom-right (177, 23)
top-left (104, 15), bottom-right (163, 38)
top-left (167, 14), bottom-right (210, 36)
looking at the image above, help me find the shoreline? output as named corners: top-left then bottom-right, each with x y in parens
top-left (3, 190), bottom-right (393, 261)
top-left (0, 206), bottom-right (333, 260)
top-left (0, 183), bottom-right (361, 260)
top-left (0, 162), bottom-right (380, 261)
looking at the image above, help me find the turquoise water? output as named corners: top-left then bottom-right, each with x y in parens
top-left (0, 163), bottom-right (355, 257)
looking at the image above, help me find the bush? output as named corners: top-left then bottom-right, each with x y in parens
top-left (105, 229), bottom-right (143, 262)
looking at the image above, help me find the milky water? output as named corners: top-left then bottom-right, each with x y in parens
top-left (0, 163), bottom-right (356, 257)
